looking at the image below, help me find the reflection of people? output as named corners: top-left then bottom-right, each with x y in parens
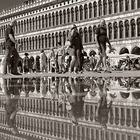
top-left (66, 95), bottom-right (85, 125)
top-left (65, 77), bottom-right (89, 125)
top-left (95, 78), bottom-right (112, 128)
top-left (40, 49), bottom-right (47, 73)
top-left (3, 78), bottom-right (21, 134)
top-left (40, 77), bottom-right (48, 98)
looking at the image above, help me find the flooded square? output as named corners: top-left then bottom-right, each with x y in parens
top-left (0, 76), bottom-right (139, 140)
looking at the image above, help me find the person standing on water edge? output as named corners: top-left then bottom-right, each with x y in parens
top-left (94, 19), bottom-right (115, 73)
top-left (3, 19), bottom-right (21, 75)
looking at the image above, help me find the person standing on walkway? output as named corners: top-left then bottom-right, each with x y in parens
top-left (3, 20), bottom-right (21, 75)
top-left (40, 49), bottom-right (47, 73)
top-left (94, 19), bottom-right (115, 73)
top-left (68, 24), bottom-right (83, 73)
top-left (23, 53), bottom-right (30, 73)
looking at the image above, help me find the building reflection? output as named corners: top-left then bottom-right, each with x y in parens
top-left (0, 77), bottom-right (139, 139)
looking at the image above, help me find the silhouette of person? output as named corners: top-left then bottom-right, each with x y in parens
top-left (95, 78), bottom-right (112, 128)
top-left (3, 78), bottom-right (21, 135)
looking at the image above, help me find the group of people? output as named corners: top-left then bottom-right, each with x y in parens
top-left (2, 18), bottom-right (116, 75)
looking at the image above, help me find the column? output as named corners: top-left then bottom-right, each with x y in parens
top-left (135, 19), bottom-right (138, 37)
top-left (129, 0), bottom-right (132, 10)
top-left (124, 0), bottom-right (126, 11)
top-left (112, 0), bottom-right (114, 14)
top-left (112, 23), bottom-right (114, 40)
top-left (97, 3), bottom-right (99, 17)
top-left (101, 0), bottom-right (104, 16)
top-left (136, 0), bottom-right (138, 9)
top-left (118, 0), bottom-right (120, 13)
top-left (129, 20), bottom-right (132, 38)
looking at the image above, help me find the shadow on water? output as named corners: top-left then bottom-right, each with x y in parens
top-left (0, 76), bottom-right (140, 139)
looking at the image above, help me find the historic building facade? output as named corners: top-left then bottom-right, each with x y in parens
top-left (0, 0), bottom-right (140, 59)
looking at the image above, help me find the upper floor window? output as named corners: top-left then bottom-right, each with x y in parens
top-left (108, 0), bottom-right (112, 14)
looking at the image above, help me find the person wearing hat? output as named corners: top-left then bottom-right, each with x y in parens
top-left (23, 53), bottom-right (30, 73)
top-left (40, 49), bottom-right (47, 73)
top-left (67, 24), bottom-right (83, 73)
top-left (3, 19), bottom-right (22, 75)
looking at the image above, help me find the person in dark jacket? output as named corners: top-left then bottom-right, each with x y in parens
top-left (23, 53), bottom-right (30, 73)
top-left (94, 19), bottom-right (115, 73)
top-left (68, 24), bottom-right (83, 73)
top-left (3, 20), bottom-right (21, 75)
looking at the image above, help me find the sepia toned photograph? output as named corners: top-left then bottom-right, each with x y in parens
top-left (0, 0), bottom-right (140, 139)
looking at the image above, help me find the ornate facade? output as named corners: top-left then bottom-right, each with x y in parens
top-left (0, 0), bottom-right (140, 59)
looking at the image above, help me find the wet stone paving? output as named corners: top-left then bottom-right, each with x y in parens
top-left (0, 76), bottom-right (140, 140)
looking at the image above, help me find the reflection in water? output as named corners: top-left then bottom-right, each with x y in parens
top-left (3, 78), bottom-right (21, 135)
top-left (0, 77), bottom-right (140, 139)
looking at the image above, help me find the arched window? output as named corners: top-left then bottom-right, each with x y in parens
top-left (49, 13), bottom-right (51, 27)
top-left (119, 21), bottom-right (123, 38)
top-left (98, 0), bottom-right (102, 16)
top-left (67, 9), bottom-right (70, 23)
top-left (24, 20), bottom-right (26, 32)
top-left (63, 10), bottom-right (66, 24)
top-left (125, 20), bottom-right (129, 38)
top-left (113, 22), bottom-right (118, 39)
top-left (89, 3), bottom-right (92, 18)
top-left (29, 38), bottom-right (32, 50)
top-left (42, 15), bottom-right (45, 28)
top-left (45, 35), bottom-right (47, 48)
top-left (131, 19), bottom-right (136, 37)
top-left (108, 0), bottom-right (112, 14)
top-left (32, 17), bottom-right (35, 30)
top-left (18, 21), bottom-right (20, 34)
top-left (35, 17), bottom-right (38, 30)
top-left (59, 32), bottom-right (62, 44)
top-left (52, 12), bottom-right (55, 26)
top-left (84, 28), bottom-right (88, 43)
top-left (119, 0), bottom-right (123, 12)
top-left (93, 2), bottom-right (97, 17)
top-left (38, 36), bottom-right (41, 50)
top-left (38, 16), bottom-right (41, 29)
top-left (55, 33), bottom-right (58, 47)
top-left (79, 5), bottom-right (83, 20)
top-left (26, 38), bottom-right (29, 50)
top-left (48, 34), bottom-right (51, 48)
top-left (137, 18), bottom-right (140, 36)
top-left (71, 8), bottom-right (74, 22)
top-left (108, 23), bottom-right (112, 39)
top-left (35, 36), bottom-right (38, 50)
top-left (89, 27), bottom-right (92, 42)
top-left (75, 7), bottom-right (79, 21)
top-left (125, 0), bottom-right (129, 11)
top-left (41, 35), bottom-right (44, 49)
top-left (131, 0), bottom-right (135, 9)
top-left (63, 31), bottom-right (66, 45)
top-left (138, 0), bottom-right (140, 8)
top-left (56, 12), bottom-right (59, 25)
top-left (45, 14), bottom-right (48, 27)
top-left (79, 28), bottom-right (83, 43)
top-left (27, 19), bottom-right (29, 32)
top-left (59, 11), bottom-right (62, 24)
top-left (103, 0), bottom-right (107, 15)
top-left (84, 4), bottom-right (88, 19)
top-left (21, 21), bottom-right (23, 33)
top-left (93, 26), bottom-right (96, 41)
top-left (29, 18), bottom-right (32, 31)
top-left (114, 0), bottom-right (118, 13)
top-left (52, 33), bottom-right (55, 48)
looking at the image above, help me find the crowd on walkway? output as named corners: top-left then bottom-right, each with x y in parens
top-left (2, 19), bottom-right (140, 75)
